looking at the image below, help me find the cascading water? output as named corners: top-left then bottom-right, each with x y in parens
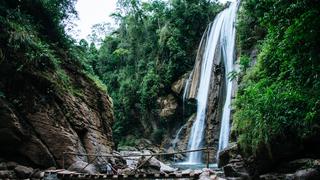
top-left (186, 14), bottom-right (225, 164)
top-left (218, 1), bottom-right (239, 153)
top-left (184, 1), bottom-right (239, 164)
top-left (182, 73), bottom-right (192, 117)
top-left (172, 124), bottom-right (186, 149)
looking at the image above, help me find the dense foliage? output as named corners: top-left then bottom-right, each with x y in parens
top-left (0, 0), bottom-right (81, 93)
top-left (233, 0), bottom-right (320, 156)
top-left (0, 0), bottom-right (112, 110)
top-left (80, 0), bottom-right (222, 146)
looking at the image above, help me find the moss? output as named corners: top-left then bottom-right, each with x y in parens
top-left (85, 73), bottom-right (108, 93)
top-left (37, 68), bottom-right (83, 98)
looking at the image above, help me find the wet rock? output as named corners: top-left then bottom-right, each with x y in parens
top-left (120, 150), bottom-right (176, 174)
top-left (294, 168), bottom-right (320, 180)
top-left (68, 161), bottom-right (98, 175)
top-left (165, 114), bottom-right (196, 154)
top-left (32, 169), bottom-right (45, 178)
top-left (138, 156), bottom-right (176, 173)
top-left (0, 162), bottom-right (7, 170)
top-left (199, 168), bottom-right (217, 180)
top-left (47, 166), bottom-right (57, 170)
top-left (181, 169), bottom-right (192, 174)
top-left (159, 161), bottom-right (177, 173)
top-left (199, 170), bottom-right (211, 180)
top-left (6, 161), bottom-right (18, 169)
top-left (0, 170), bottom-right (16, 178)
top-left (14, 165), bottom-right (33, 178)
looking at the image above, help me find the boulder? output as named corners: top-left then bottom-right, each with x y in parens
top-left (117, 167), bottom-right (135, 175)
top-left (199, 168), bottom-right (217, 180)
top-left (218, 143), bottom-right (249, 179)
top-left (14, 165), bottom-right (33, 178)
top-left (6, 161), bottom-right (18, 170)
top-left (32, 170), bottom-right (45, 178)
top-left (199, 170), bottom-right (211, 180)
top-left (120, 150), bottom-right (176, 174)
top-left (181, 169), bottom-right (192, 174)
top-left (0, 170), bottom-right (16, 179)
top-left (159, 161), bottom-right (177, 173)
top-left (0, 162), bottom-right (7, 170)
top-left (47, 166), bottom-right (57, 170)
top-left (139, 157), bottom-right (161, 171)
top-left (157, 94), bottom-right (178, 118)
top-left (294, 168), bottom-right (320, 180)
top-left (171, 73), bottom-right (188, 95)
top-left (95, 162), bottom-right (113, 174)
top-left (68, 161), bottom-right (98, 175)
top-left (218, 142), bottom-right (238, 167)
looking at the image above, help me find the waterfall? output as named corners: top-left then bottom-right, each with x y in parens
top-left (182, 73), bottom-right (192, 117)
top-left (184, 1), bottom-right (239, 164)
top-left (218, 1), bottom-right (239, 153)
top-left (172, 124), bottom-right (186, 149)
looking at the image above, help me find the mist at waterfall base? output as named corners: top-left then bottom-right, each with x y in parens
top-left (174, 1), bottom-right (239, 165)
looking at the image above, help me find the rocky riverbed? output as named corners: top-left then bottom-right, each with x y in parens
top-left (0, 149), bottom-right (225, 179)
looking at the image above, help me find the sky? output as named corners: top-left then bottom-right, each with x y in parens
top-left (74, 0), bottom-right (117, 40)
top-left (73, 0), bottom-right (232, 41)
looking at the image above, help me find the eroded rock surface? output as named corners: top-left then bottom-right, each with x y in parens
top-left (157, 94), bottom-right (178, 118)
top-left (0, 65), bottom-right (114, 168)
top-left (171, 73), bottom-right (189, 95)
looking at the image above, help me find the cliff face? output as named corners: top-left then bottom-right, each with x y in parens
top-left (0, 63), bottom-right (114, 168)
top-left (0, 1), bottom-right (115, 168)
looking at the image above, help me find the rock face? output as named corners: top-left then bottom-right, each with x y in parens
top-left (171, 73), bottom-right (189, 95)
top-left (0, 64), bottom-right (114, 168)
top-left (157, 94), bottom-right (178, 118)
